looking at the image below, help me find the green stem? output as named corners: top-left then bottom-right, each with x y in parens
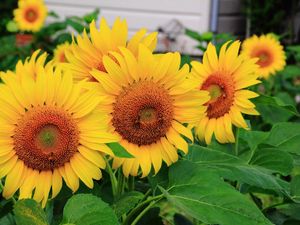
top-left (235, 128), bottom-right (240, 156)
top-left (131, 200), bottom-right (158, 225)
top-left (128, 176), bottom-right (135, 191)
top-left (117, 170), bottom-right (125, 198)
top-left (262, 202), bottom-right (289, 212)
top-left (122, 194), bottom-right (163, 225)
top-left (104, 157), bottom-right (118, 198)
top-left (0, 180), bottom-right (16, 204)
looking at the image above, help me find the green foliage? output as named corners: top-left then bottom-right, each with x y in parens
top-left (14, 199), bottom-right (49, 225)
top-left (162, 160), bottom-right (273, 225)
top-left (62, 194), bottom-right (119, 225)
top-left (107, 142), bottom-right (134, 158)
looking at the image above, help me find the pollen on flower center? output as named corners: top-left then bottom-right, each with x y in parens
top-left (24, 8), bottom-right (38, 23)
top-left (13, 106), bottom-right (79, 171)
top-left (201, 73), bottom-right (235, 118)
top-left (252, 48), bottom-right (273, 68)
top-left (112, 81), bottom-right (174, 145)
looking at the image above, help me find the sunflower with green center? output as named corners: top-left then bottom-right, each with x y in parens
top-left (0, 51), bottom-right (118, 207)
top-left (14, 0), bottom-right (48, 32)
top-left (90, 44), bottom-right (209, 177)
top-left (190, 41), bottom-right (260, 144)
top-left (241, 34), bottom-right (286, 79)
top-left (64, 17), bottom-right (157, 81)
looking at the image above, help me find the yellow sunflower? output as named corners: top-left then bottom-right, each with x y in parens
top-left (190, 41), bottom-right (260, 144)
top-left (90, 44), bottom-right (209, 177)
top-left (64, 17), bottom-right (157, 81)
top-left (0, 52), bottom-right (118, 207)
top-left (53, 42), bottom-right (71, 64)
top-left (14, 0), bottom-right (48, 32)
top-left (241, 34), bottom-right (286, 79)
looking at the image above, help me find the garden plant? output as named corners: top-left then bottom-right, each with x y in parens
top-left (0, 1), bottom-right (300, 225)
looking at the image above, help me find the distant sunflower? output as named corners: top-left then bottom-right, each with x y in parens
top-left (14, 0), bottom-right (47, 32)
top-left (53, 42), bottom-right (71, 64)
top-left (64, 18), bottom-right (157, 81)
top-left (242, 34), bottom-right (286, 79)
top-left (91, 44), bottom-right (209, 177)
top-left (191, 41), bottom-right (260, 144)
top-left (0, 52), bottom-right (118, 207)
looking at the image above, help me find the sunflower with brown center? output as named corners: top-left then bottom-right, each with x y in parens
top-left (91, 44), bottom-right (209, 177)
top-left (241, 34), bottom-right (286, 79)
top-left (53, 42), bottom-right (71, 64)
top-left (190, 41), bottom-right (260, 144)
top-left (0, 53), bottom-right (118, 207)
top-left (64, 18), bottom-right (157, 81)
top-left (14, 0), bottom-right (47, 32)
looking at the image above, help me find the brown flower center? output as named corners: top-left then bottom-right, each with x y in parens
top-left (201, 73), bottom-right (235, 118)
top-left (24, 8), bottom-right (38, 23)
top-left (251, 48), bottom-right (273, 68)
top-left (112, 81), bottom-right (174, 145)
top-left (13, 106), bottom-right (79, 171)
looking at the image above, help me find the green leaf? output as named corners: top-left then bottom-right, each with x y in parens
top-left (113, 191), bottom-right (144, 219)
top-left (83, 9), bottom-right (100, 23)
top-left (291, 176), bottom-right (300, 202)
top-left (66, 18), bottom-right (85, 33)
top-left (107, 142), bottom-right (134, 158)
top-left (187, 145), bottom-right (289, 194)
top-left (13, 199), bottom-right (48, 225)
top-left (6, 20), bottom-right (18, 32)
top-left (164, 161), bottom-right (273, 225)
top-left (264, 122), bottom-right (300, 154)
top-left (185, 28), bottom-right (203, 41)
top-left (239, 129), bottom-right (269, 151)
top-left (279, 65), bottom-right (300, 79)
top-left (250, 147), bottom-right (293, 175)
top-left (62, 194), bottom-right (119, 225)
top-left (253, 95), bottom-right (299, 124)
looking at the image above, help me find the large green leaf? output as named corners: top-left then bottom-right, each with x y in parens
top-left (253, 95), bottom-right (299, 124)
top-left (14, 199), bottom-right (48, 225)
top-left (187, 145), bottom-right (289, 194)
top-left (264, 122), bottom-right (300, 154)
top-left (290, 176), bottom-right (300, 202)
top-left (62, 194), bottom-right (119, 225)
top-left (164, 161), bottom-right (272, 225)
top-left (113, 191), bottom-right (144, 219)
top-left (250, 147), bottom-right (293, 175)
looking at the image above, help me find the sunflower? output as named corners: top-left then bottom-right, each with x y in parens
top-left (53, 42), bottom-right (71, 64)
top-left (64, 17), bottom-right (157, 81)
top-left (241, 34), bottom-right (286, 79)
top-left (90, 44), bottom-right (209, 177)
top-left (190, 41), bottom-right (260, 144)
top-left (0, 52), bottom-right (118, 207)
top-left (14, 0), bottom-right (48, 32)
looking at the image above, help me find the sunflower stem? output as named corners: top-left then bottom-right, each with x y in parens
top-left (235, 128), bottom-right (240, 156)
top-left (130, 200), bottom-right (158, 225)
top-left (117, 170), bottom-right (125, 198)
top-left (122, 194), bottom-right (163, 225)
top-left (104, 157), bottom-right (118, 198)
top-left (128, 176), bottom-right (135, 191)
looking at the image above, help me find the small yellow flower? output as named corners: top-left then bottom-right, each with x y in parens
top-left (0, 51), bottom-right (118, 207)
top-left (241, 34), bottom-right (286, 79)
top-left (64, 17), bottom-right (157, 81)
top-left (91, 45), bottom-right (209, 177)
top-left (191, 41), bottom-right (260, 144)
top-left (14, 0), bottom-right (47, 32)
top-left (53, 42), bottom-right (71, 64)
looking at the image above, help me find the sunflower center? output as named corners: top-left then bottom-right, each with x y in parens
top-left (112, 81), bottom-right (174, 145)
top-left (24, 8), bottom-right (38, 23)
top-left (252, 49), bottom-right (273, 68)
top-left (201, 73), bottom-right (235, 118)
top-left (14, 106), bottom-right (79, 171)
